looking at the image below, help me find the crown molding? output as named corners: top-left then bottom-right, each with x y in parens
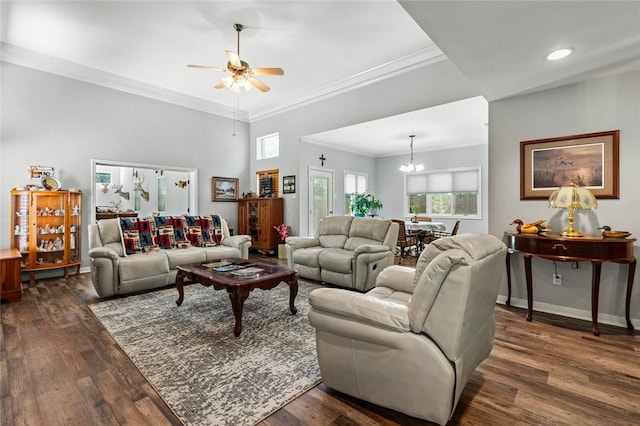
top-left (1, 42), bottom-right (444, 124)
top-left (1, 42), bottom-right (247, 122)
top-left (249, 45), bottom-right (446, 122)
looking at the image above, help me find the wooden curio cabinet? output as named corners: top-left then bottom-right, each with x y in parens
top-left (10, 190), bottom-right (82, 284)
top-left (238, 198), bottom-right (283, 252)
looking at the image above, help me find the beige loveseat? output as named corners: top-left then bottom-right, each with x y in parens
top-left (285, 216), bottom-right (399, 292)
top-left (308, 233), bottom-right (507, 425)
top-left (88, 216), bottom-right (251, 297)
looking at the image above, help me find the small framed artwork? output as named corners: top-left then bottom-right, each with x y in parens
top-left (520, 130), bottom-right (619, 200)
top-left (283, 175), bottom-right (296, 194)
top-left (94, 172), bottom-right (112, 184)
top-left (212, 177), bottom-right (239, 201)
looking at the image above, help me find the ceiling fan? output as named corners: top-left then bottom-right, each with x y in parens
top-left (187, 23), bottom-right (284, 93)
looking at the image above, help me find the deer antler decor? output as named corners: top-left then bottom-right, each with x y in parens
top-left (133, 175), bottom-right (150, 201)
top-left (111, 184), bottom-right (130, 200)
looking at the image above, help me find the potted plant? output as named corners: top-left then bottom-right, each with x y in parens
top-left (273, 224), bottom-right (291, 259)
top-left (351, 192), bottom-right (383, 217)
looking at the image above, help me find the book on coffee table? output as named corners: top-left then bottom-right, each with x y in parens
top-left (230, 267), bottom-right (264, 276)
top-left (213, 265), bottom-right (240, 272)
top-left (202, 260), bottom-right (231, 269)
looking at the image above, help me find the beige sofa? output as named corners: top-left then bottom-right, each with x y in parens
top-left (88, 217), bottom-right (251, 297)
top-left (285, 216), bottom-right (399, 292)
top-left (307, 233), bottom-right (507, 425)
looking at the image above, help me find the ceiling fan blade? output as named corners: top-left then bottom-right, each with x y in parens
top-left (251, 67), bottom-right (285, 76)
top-left (214, 81), bottom-right (226, 89)
top-left (248, 77), bottom-right (270, 92)
top-left (187, 64), bottom-right (226, 71)
top-left (225, 50), bottom-right (242, 69)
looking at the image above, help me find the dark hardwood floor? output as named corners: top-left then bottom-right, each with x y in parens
top-left (2, 253), bottom-right (639, 425)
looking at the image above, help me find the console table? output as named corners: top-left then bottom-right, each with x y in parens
top-left (504, 231), bottom-right (636, 336)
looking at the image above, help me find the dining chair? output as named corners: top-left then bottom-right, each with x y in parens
top-left (430, 220), bottom-right (461, 242)
top-left (391, 219), bottom-right (418, 261)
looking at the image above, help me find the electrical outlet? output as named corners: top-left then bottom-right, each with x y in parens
top-left (553, 274), bottom-right (562, 285)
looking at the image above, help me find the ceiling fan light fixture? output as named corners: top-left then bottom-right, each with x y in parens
top-left (187, 23), bottom-right (284, 94)
top-left (546, 47), bottom-right (574, 61)
top-left (399, 135), bottom-right (424, 173)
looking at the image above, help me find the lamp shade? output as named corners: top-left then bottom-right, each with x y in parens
top-left (548, 183), bottom-right (597, 237)
top-left (548, 184), bottom-right (598, 210)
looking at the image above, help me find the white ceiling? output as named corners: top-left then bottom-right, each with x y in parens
top-left (2, 1), bottom-right (639, 157)
top-left (304, 96), bottom-right (488, 157)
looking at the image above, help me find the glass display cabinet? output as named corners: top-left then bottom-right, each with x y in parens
top-left (10, 189), bottom-right (82, 284)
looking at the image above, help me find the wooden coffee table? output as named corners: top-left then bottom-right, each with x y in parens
top-left (175, 258), bottom-right (298, 337)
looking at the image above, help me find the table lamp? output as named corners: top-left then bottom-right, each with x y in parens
top-left (548, 183), bottom-right (597, 237)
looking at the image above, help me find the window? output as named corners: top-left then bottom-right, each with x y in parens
top-left (344, 172), bottom-right (367, 214)
top-left (257, 133), bottom-right (279, 160)
top-left (406, 168), bottom-right (480, 218)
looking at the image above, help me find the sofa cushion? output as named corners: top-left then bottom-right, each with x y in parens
top-left (118, 251), bottom-right (170, 282)
top-left (344, 217), bottom-right (390, 250)
top-left (319, 248), bottom-right (354, 274)
top-left (97, 218), bottom-right (125, 257)
top-left (291, 246), bottom-right (324, 268)
top-left (165, 247), bottom-right (207, 269)
top-left (317, 216), bottom-right (352, 248)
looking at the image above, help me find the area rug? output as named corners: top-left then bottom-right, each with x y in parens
top-left (89, 280), bottom-right (322, 426)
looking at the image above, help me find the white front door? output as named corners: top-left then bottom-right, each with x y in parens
top-left (308, 168), bottom-right (334, 237)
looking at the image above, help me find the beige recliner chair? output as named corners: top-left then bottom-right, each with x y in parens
top-left (308, 233), bottom-right (507, 425)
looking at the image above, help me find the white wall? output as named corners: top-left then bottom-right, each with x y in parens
top-left (250, 59), bottom-right (481, 235)
top-left (1, 62), bottom-right (250, 269)
top-left (489, 69), bottom-right (640, 326)
top-left (376, 144), bottom-right (488, 233)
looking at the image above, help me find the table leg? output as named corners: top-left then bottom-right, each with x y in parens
top-left (626, 259), bottom-right (636, 330)
top-left (505, 250), bottom-right (512, 306)
top-left (175, 269), bottom-right (186, 306)
top-left (228, 286), bottom-right (250, 337)
top-left (524, 254), bottom-right (533, 321)
top-left (289, 278), bottom-right (298, 315)
top-left (591, 261), bottom-right (603, 336)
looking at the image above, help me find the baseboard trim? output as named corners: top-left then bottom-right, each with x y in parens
top-left (496, 295), bottom-right (640, 329)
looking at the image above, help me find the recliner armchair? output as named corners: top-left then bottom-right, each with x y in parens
top-left (308, 233), bottom-right (507, 425)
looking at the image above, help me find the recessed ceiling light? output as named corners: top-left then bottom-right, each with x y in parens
top-left (546, 48), bottom-right (574, 61)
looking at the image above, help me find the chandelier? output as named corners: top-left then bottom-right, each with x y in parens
top-left (399, 135), bottom-right (424, 173)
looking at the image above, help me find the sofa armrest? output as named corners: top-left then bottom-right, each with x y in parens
top-left (222, 234), bottom-right (251, 248)
top-left (285, 236), bottom-right (320, 250)
top-left (222, 235), bottom-right (252, 259)
top-left (88, 247), bottom-right (120, 297)
top-left (309, 287), bottom-right (410, 333)
top-left (88, 246), bottom-right (121, 261)
top-left (375, 265), bottom-right (416, 294)
top-left (353, 244), bottom-right (391, 255)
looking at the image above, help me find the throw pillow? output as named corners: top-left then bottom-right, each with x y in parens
top-left (157, 225), bottom-right (175, 249)
top-left (184, 215), bottom-right (219, 247)
top-left (136, 218), bottom-right (157, 250)
top-left (122, 230), bottom-right (141, 255)
top-left (185, 225), bottom-right (203, 247)
top-left (210, 214), bottom-right (224, 245)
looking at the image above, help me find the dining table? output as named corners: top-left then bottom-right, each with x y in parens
top-left (404, 221), bottom-right (445, 254)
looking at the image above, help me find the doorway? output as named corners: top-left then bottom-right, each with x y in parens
top-left (308, 167), bottom-right (334, 236)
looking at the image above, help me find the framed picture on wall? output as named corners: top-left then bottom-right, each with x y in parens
top-left (283, 175), bottom-right (296, 194)
top-left (520, 130), bottom-right (619, 200)
top-left (212, 177), bottom-right (239, 201)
